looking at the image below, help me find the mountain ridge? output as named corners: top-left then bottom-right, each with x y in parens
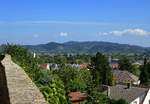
top-left (22, 41), bottom-right (150, 54)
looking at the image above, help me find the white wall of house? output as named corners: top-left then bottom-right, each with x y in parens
top-left (133, 80), bottom-right (140, 85)
top-left (46, 64), bottom-right (50, 70)
top-left (143, 89), bottom-right (150, 104)
top-left (131, 97), bottom-right (140, 104)
top-left (130, 93), bottom-right (146, 104)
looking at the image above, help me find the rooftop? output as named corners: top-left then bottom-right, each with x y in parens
top-left (69, 92), bottom-right (87, 102)
top-left (103, 85), bottom-right (149, 103)
top-left (113, 70), bottom-right (139, 82)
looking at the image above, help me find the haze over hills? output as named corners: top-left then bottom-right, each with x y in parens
top-left (22, 41), bottom-right (150, 54)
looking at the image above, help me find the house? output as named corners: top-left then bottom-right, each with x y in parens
top-left (102, 84), bottom-right (150, 104)
top-left (40, 63), bottom-right (50, 70)
top-left (111, 64), bottom-right (119, 69)
top-left (109, 57), bottom-right (119, 69)
top-left (69, 92), bottom-right (87, 104)
top-left (132, 62), bottom-right (142, 66)
top-left (49, 63), bottom-right (59, 70)
top-left (40, 63), bottom-right (59, 70)
top-left (67, 64), bottom-right (81, 70)
top-left (113, 70), bottom-right (140, 85)
top-left (67, 64), bottom-right (88, 70)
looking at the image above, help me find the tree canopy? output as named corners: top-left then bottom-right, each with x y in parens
top-left (140, 58), bottom-right (150, 86)
top-left (91, 52), bottom-right (115, 87)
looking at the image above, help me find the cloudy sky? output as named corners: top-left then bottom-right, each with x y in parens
top-left (0, 0), bottom-right (150, 47)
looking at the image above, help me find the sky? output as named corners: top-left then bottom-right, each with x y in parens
top-left (0, 0), bottom-right (150, 47)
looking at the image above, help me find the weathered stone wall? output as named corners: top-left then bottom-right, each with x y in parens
top-left (0, 55), bottom-right (48, 104)
top-left (0, 58), bottom-right (10, 104)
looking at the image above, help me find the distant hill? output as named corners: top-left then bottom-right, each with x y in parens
top-left (22, 41), bottom-right (150, 54)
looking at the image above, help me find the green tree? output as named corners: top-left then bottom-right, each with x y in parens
top-left (118, 57), bottom-right (131, 71)
top-left (54, 66), bottom-right (78, 93)
top-left (40, 74), bottom-right (67, 104)
top-left (140, 58), bottom-right (150, 85)
top-left (91, 52), bottom-right (114, 87)
top-left (128, 65), bottom-right (140, 76)
top-left (72, 68), bottom-right (93, 92)
top-left (54, 66), bottom-right (94, 93)
top-left (115, 99), bottom-right (129, 104)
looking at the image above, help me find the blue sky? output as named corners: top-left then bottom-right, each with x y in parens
top-left (0, 0), bottom-right (150, 47)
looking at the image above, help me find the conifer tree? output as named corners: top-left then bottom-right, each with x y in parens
top-left (91, 52), bottom-right (114, 87)
top-left (140, 58), bottom-right (150, 85)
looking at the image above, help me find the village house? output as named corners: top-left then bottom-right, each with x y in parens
top-left (113, 70), bottom-right (140, 85)
top-left (108, 57), bottom-right (119, 69)
top-left (40, 63), bottom-right (50, 70)
top-left (102, 84), bottom-right (150, 104)
top-left (67, 63), bottom-right (88, 70)
top-left (111, 63), bottom-right (119, 69)
top-left (132, 62), bottom-right (143, 66)
top-left (40, 63), bottom-right (59, 70)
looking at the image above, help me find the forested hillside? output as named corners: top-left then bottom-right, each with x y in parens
top-left (23, 41), bottom-right (150, 54)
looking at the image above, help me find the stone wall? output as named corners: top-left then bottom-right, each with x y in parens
top-left (0, 58), bottom-right (10, 104)
top-left (0, 55), bottom-right (48, 104)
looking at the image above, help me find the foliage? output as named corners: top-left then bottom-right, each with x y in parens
top-left (128, 65), bottom-right (140, 76)
top-left (40, 75), bottom-right (67, 104)
top-left (3, 44), bottom-right (67, 104)
top-left (87, 91), bottom-right (110, 104)
top-left (86, 90), bottom-right (129, 104)
top-left (38, 53), bottom-right (92, 64)
top-left (118, 57), bottom-right (132, 71)
top-left (140, 58), bottom-right (150, 85)
top-left (54, 66), bottom-right (93, 93)
top-left (115, 99), bottom-right (129, 104)
top-left (72, 68), bottom-right (93, 92)
top-left (118, 56), bottom-right (141, 76)
top-left (91, 52), bottom-right (115, 87)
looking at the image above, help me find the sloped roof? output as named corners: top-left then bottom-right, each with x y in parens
top-left (69, 92), bottom-right (87, 102)
top-left (40, 63), bottom-right (49, 68)
top-left (103, 85), bottom-right (149, 103)
top-left (113, 70), bottom-right (139, 82)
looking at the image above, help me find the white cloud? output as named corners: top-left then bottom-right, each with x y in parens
top-left (0, 20), bottom-right (137, 27)
top-left (102, 29), bottom-right (150, 36)
top-left (33, 34), bottom-right (39, 38)
top-left (60, 32), bottom-right (68, 37)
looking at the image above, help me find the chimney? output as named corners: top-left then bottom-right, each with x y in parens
top-left (127, 83), bottom-right (131, 89)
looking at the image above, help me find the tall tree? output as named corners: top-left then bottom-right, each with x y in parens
top-left (140, 58), bottom-right (150, 85)
top-left (91, 52), bottom-right (114, 87)
top-left (118, 57), bottom-right (131, 71)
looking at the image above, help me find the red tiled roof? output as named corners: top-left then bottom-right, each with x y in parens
top-left (79, 64), bottom-right (87, 69)
top-left (40, 63), bottom-right (48, 68)
top-left (69, 92), bottom-right (87, 102)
